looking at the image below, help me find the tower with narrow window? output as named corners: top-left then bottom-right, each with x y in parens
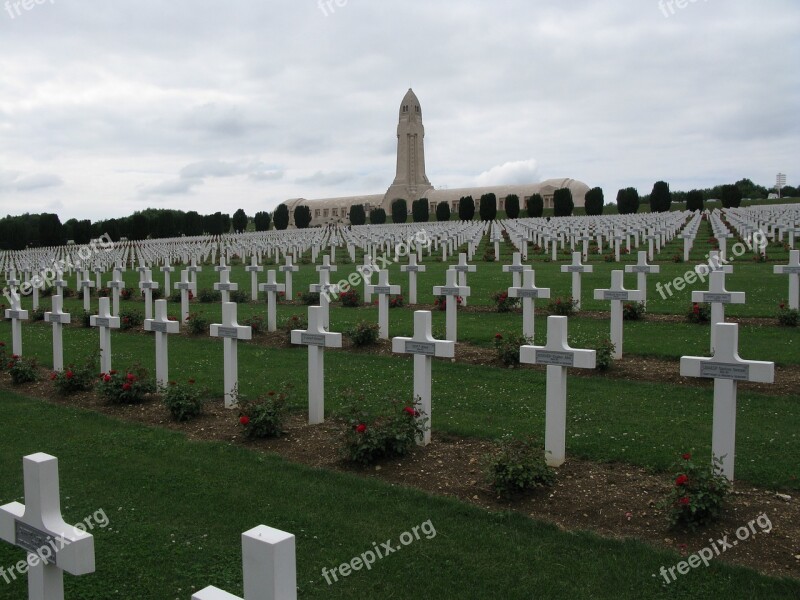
top-left (383, 88), bottom-right (433, 207)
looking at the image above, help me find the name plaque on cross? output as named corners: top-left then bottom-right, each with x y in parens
top-left (507, 265), bottom-right (525, 272)
top-left (148, 322), bottom-right (169, 333)
top-left (629, 266), bottom-right (653, 273)
top-left (109, 281), bottom-right (124, 289)
top-left (453, 265), bottom-right (470, 272)
top-left (516, 289), bottom-right (543, 299)
top-left (533, 350), bottom-right (576, 367)
top-left (603, 291), bottom-right (630, 301)
top-left (261, 284), bottom-right (280, 292)
top-left (699, 362), bottom-right (750, 380)
top-left (47, 314), bottom-right (68, 324)
top-left (301, 333), bottom-right (326, 346)
top-left (405, 341), bottom-right (436, 355)
top-left (404, 266), bottom-right (421, 272)
top-left (373, 286), bottom-right (392, 294)
top-left (141, 283), bottom-right (157, 290)
top-left (440, 287), bottom-right (461, 295)
top-left (7, 310), bottom-right (25, 319)
top-left (780, 266), bottom-right (800, 274)
top-left (15, 521), bottom-right (56, 558)
top-left (216, 326), bottom-right (240, 338)
top-left (702, 293), bottom-right (732, 303)
top-left (94, 317), bottom-right (111, 327)
top-left (216, 284), bottom-right (234, 291)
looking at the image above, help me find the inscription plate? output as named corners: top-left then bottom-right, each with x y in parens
top-left (629, 266), bottom-right (654, 273)
top-left (6, 310), bottom-right (27, 319)
top-left (15, 522), bottom-right (56, 561)
top-left (301, 333), bottom-right (326, 346)
top-left (373, 286), bottom-right (392, 295)
top-left (215, 284), bottom-right (234, 291)
top-left (403, 266), bottom-right (420, 272)
top-left (216, 326), bottom-right (240, 339)
top-left (515, 289), bottom-right (542, 299)
top-left (260, 285), bottom-right (280, 293)
top-left (506, 266), bottom-right (525, 272)
top-left (405, 341), bottom-right (436, 356)
top-left (93, 317), bottom-right (111, 328)
top-left (46, 314), bottom-right (69, 324)
top-left (148, 321), bottom-right (169, 333)
top-left (700, 362), bottom-right (750, 381)
top-left (439, 287), bottom-right (461, 296)
top-left (702, 293), bottom-right (732, 304)
top-left (535, 351), bottom-right (575, 367)
top-left (779, 266), bottom-right (800, 274)
top-left (603, 291), bottom-right (631, 301)
top-left (140, 283), bottom-right (158, 290)
top-left (565, 266), bottom-right (586, 273)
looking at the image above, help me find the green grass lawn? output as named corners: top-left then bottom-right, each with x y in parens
top-left (0, 393), bottom-right (798, 600)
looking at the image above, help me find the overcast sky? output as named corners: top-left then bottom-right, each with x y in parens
top-left (0, 0), bottom-right (797, 222)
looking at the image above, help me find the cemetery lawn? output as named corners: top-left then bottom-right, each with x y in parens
top-left (1, 391), bottom-right (799, 599)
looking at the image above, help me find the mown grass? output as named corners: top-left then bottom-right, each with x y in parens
top-left (0, 393), bottom-right (798, 599)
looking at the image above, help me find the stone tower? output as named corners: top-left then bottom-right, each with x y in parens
top-left (383, 88), bottom-right (433, 207)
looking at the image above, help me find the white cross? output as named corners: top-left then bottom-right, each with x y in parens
top-left (144, 299), bottom-right (181, 387)
top-left (5, 290), bottom-right (28, 357)
top-left (161, 264), bottom-right (175, 297)
top-left (290, 306), bottom-right (342, 424)
top-left (560, 252), bottom-right (593, 310)
top-left (175, 270), bottom-right (192, 324)
top-left (357, 256), bottom-right (375, 303)
top-left (593, 271), bottom-right (644, 359)
top-left (0, 453), bottom-right (95, 600)
top-left (90, 297), bottom-right (121, 374)
top-left (279, 257), bottom-right (299, 299)
top-left (391, 311), bottom-right (454, 445)
top-left (309, 269), bottom-right (340, 330)
top-left (612, 231), bottom-right (625, 262)
top-left (508, 269), bottom-right (551, 339)
top-left (645, 231), bottom-right (658, 261)
top-left (214, 269), bottom-right (238, 304)
top-left (400, 254), bottom-right (426, 305)
top-left (214, 256), bottom-right (229, 273)
top-left (624, 250), bottom-right (660, 306)
top-left (680, 323), bottom-right (774, 481)
top-left (92, 266), bottom-right (104, 290)
top-left (78, 270), bottom-right (94, 312)
top-left (691, 271), bottom-right (745, 353)
top-left (316, 254), bottom-right (337, 273)
top-left (106, 268), bottom-right (125, 317)
top-left (139, 269), bottom-right (159, 321)
top-left (192, 525), bottom-right (297, 600)
top-left (453, 253), bottom-right (476, 306)
top-left (44, 295), bottom-right (71, 372)
top-left (210, 302), bottom-right (252, 409)
top-left (6, 268), bottom-right (20, 287)
top-left (432, 268), bottom-right (471, 342)
top-left (187, 257), bottom-right (203, 296)
top-left (245, 256), bottom-right (264, 302)
top-left (53, 273), bottom-right (69, 299)
top-left (502, 252), bottom-right (526, 288)
top-left (520, 316), bottom-right (596, 467)
top-left (259, 270), bottom-right (286, 332)
top-left (695, 250), bottom-right (733, 277)
top-left (366, 270), bottom-right (401, 339)
top-left (774, 249), bottom-right (800, 310)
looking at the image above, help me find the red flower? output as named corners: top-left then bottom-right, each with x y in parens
top-left (780, 303), bottom-right (786, 310)
top-left (122, 383), bottom-right (132, 391)
top-left (50, 372), bottom-right (58, 381)
top-left (675, 474), bottom-right (689, 487)
top-left (0, 342), bottom-right (5, 347)
top-left (239, 416), bottom-right (250, 426)
top-left (11, 354), bottom-right (19, 359)
top-left (126, 373), bottom-right (136, 381)
top-left (356, 423), bottom-right (367, 433)
top-left (682, 453), bottom-right (691, 460)
top-left (679, 496), bottom-right (690, 506)
top-left (495, 333), bottom-right (503, 340)
top-left (403, 406), bottom-right (416, 417)
top-left (66, 371), bottom-right (74, 380)
top-left (103, 374), bottom-right (111, 382)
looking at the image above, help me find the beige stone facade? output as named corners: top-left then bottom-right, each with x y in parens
top-left (283, 90), bottom-right (589, 226)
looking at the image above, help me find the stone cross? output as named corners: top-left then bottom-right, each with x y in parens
top-left (520, 316), bottom-right (596, 467)
top-left (192, 525), bottom-right (297, 600)
top-left (90, 297), bottom-right (121, 374)
top-left (78, 270), bottom-right (94, 312)
top-left (5, 291), bottom-right (29, 357)
top-left (391, 311), bottom-right (454, 445)
top-left (680, 323), bottom-right (774, 481)
top-left (175, 270), bottom-right (192, 324)
top-left (187, 257), bottom-right (203, 296)
top-left (560, 252), bottom-right (593, 310)
top-left (508, 269), bottom-right (551, 339)
top-left (53, 273), bottom-right (69, 301)
top-left (44, 295), bottom-right (71, 372)
top-left (214, 269), bottom-right (238, 304)
top-left (245, 256), bottom-right (264, 302)
top-left (774, 249), bottom-right (800, 310)
top-left (214, 256), bottom-right (228, 273)
top-left (0, 453), bottom-right (95, 600)
top-left (696, 250), bottom-right (733, 277)
top-left (400, 254), bottom-right (426, 305)
top-left (309, 269), bottom-right (339, 330)
top-left (107, 268), bottom-right (125, 317)
top-left (279, 257), bottom-right (299, 299)
top-left (259, 270), bottom-right (285, 332)
top-left (502, 252), bottom-right (525, 288)
top-left (366, 270), bottom-right (401, 339)
top-left (691, 271), bottom-right (745, 353)
top-left (624, 251), bottom-right (660, 306)
top-left (92, 266), bottom-right (104, 290)
top-left (453, 253), bottom-right (476, 306)
top-left (144, 299), bottom-right (180, 387)
top-left (210, 302), bottom-right (252, 409)
top-left (161, 264), bottom-right (175, 297)
top-left (612, 231), bottom-right (625, 262)
top-left (593, 271), bottom-right (644, 359)
top-left (432, 268), bottom-right (470, 342)
top-left (139, 269), bottom-right (159, 321)
top-left (645, 230), bottom-right (658, 262)
top-left (316, 254), bottom-right (337, 274)
top-left (491, 228), bottom-right (502, 260)
top-left (290, 306), bottom-right (342, 425)
top-left (357, 256), bottom-right (375, 304)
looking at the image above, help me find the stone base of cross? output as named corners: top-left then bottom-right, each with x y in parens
top-left (391, 311), bottom-right (454, 445)
top-left (680, 323), bottom-right (774, 481)
top-left (0, 453), bottom-right (95, 600)
top-left (192, 525), bottom-right (297, 600)
top-left (291, 306), bottom-right (342, 424)
top-left (432, 269), bottom-right (470, 342)
top-left (210, 303), bottom-right (253, 409)
top-left (366, 270), bottom-right (401, 339)
top-left (593, 271), bottom-right (644, 359)
top-left (560, 252), bottom-right (592, 310)
top-left (521, 316), bottom-right (596, 466)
